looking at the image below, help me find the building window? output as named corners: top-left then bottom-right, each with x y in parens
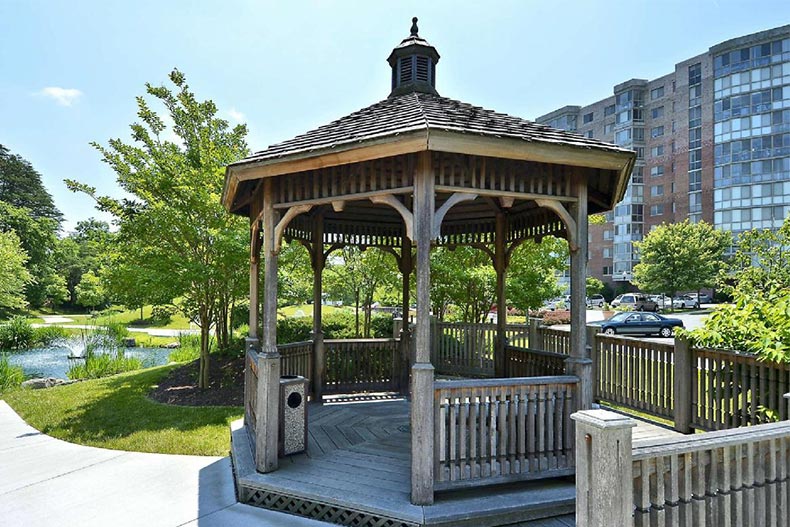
top-left (603, 248), bottom-right (612, 258)
top-left (604, 104), bottom-right (615, 116)
top-left (651, 106), bottom-right (664, 119)
top-left (650, 86), bottom-right (665, 100)
top-left (689, 192), bottom-right (702, 213)
top-left (583, 112), bottom-right (594, 124)
top-left (585, 130), bottom-right (593, 138)
top-left (689, 107), bottom-right (702, 128)
top-left (603, 229), bottom-right (613, 240)
top-left (603, 266), bottom-right (613, 276)
top-left (689, 63), bottom-right (702, 86)
top-left (671, 182), bottom-right (675, 193)
top-left (650, 166), bottom-right (664, 177)
top-left (651, 185), bottom-right (664, 197)
top-left (650, 204), bottom-right (664, 216)
top-left (604, 122), bottom-right (615, 134)
top-left (651, 125), bottom-right (665, 138)
top-left (633, 127), bottom-right (645, 141)
top-left (651, 145), bottom-right (664, 157)
top-left (615, 129), bottom-right (632, 144)
top-left (689, 149), bottom-right (702, 170)
top-left (689, 128), bottom-right (702, 149)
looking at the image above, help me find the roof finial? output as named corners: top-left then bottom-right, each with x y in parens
top-left (410, 17), bottom-right (419, 37)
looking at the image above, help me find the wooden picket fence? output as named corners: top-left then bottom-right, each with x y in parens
top-left (431, 322), bottom-right (529, 376)
top-left (323, 338), bottom-right (400, 394)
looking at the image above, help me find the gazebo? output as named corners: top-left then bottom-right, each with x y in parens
top-left (223, 18), bottom-right (635, 524)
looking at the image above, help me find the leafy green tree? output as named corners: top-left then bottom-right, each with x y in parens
top-left (67, 69), bottom-right (249, 388)
top-left (277, 241), bottom-right (313, 308)
top-left (632, 220), bottom-right (731, 303)
top-left (430, 246), bottom-right (496, 323)
top-left (586, 276), bottom-right (605, 297)
top-left (724, 214), bottom-right (790, 296)
top-left (75, 271), bottom-right (106, 311)
top-left (0, 231), bottom-right (33, 315)
top-left (0, 201), bottom-right (60, 308)
top-left (325, 247), bottom-right (398, 336)
top-left (507, 237), bottom-right (568, 311)
top-left (0, 144), bottom-right (62, 222)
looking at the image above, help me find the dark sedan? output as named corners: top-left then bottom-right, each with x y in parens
top-left (592, 312), bottom-right (684, 338)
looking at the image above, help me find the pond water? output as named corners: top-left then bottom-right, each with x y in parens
top-left (2, 345), bottom-right (172, 379)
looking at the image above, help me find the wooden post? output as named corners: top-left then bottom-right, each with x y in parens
top-left (673, 336), bottom-right (693, 434)
top-left (411, 150), bottom-right (434, 505)
top-left (494, 211), bottom-right (507, 377)
top-left (586, 325), bottom-right (599, 402)
top-left (311, 216), bottom-right (325, 403)
top-left (529, 317), bottom-right (543, 350)
top-left (572, 409), bottom-right (636, 527)
top-left (246, 215), bottom-right (261, 352)
top-left (569, 176), bottom-right (591, 410)
top-left (400, 234), bottom-right (412, 394)
top-left (256, 178), bottom-right (281, 473)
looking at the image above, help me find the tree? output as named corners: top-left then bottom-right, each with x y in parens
top-left (507, 237), bottom-right (568, 311)
top-left (429, 246), bottom-right (496, 323)
top-left (325, 247), bottom-right (398, 336)
top-left (0, 144), bottom-right (62, 222)
top-left (67, 69), bottom-right (249, 388)
top-left (632, 220), bottom-right (731, 303)
top-left (0, 201), bottom-right (60, 308)
top-left (75, 271), bottom-right (106, 311)
top-left (724, 214), bottom-right (790, 296)
top-left (586, 276), bottom-right (605, 297)
top-left (0, 231), bottom-right (33, 315)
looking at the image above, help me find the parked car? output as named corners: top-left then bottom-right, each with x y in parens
top-left (683, 292), bottom-right (712, 304)
top-left (673, 295), bottom-right (700, 309)
top-left (586, 294), bottom-right (605, 308)
top-left (610, 293), bottom-right (659, 312)
top-left (592, 312), bottom-right (684, 337)
top-left (541, 298), bottom-right (566, 311)
top-left (649, 294), bottom-right (673, 310)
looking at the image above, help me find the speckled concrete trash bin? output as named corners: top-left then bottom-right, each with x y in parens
top-left (279, 375), bottom-right (308, 456)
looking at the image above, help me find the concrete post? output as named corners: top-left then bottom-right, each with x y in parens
top-left (572, 409), bottom-right (636, 527)
top-left (411, 150), bottom-right (434, 505)
top-left (673, 336), bottom-right (693, 434)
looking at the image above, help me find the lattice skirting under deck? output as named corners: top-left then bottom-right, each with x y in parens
top-left (242, 488), bottom-right (420, 527)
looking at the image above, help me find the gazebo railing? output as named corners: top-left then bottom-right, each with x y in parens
top-left (431, 322), bottom-right (530, 377)
top-left (245, 349), bottom-right (259, 454)
top-left (504, 345), bottom-right (568, 377)
top-left (279, 340), bottom-right (313, 379)
top-left (324, 338), bottom-right (400, 394)
top-left (433, 375), bottom-right (578, 490)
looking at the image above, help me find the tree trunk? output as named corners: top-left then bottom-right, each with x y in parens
top-left (198, 309), bottom-right (211, 389)
top-left (354, 290), bottom-right (360, 338)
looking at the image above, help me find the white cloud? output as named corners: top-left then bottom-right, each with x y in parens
top-left (37, 86), bottom-right (83, 106)
top-left (227, 107), bottom-right (246, 123)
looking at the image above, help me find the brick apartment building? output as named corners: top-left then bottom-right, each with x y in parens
top-left (536, 25), bottom-right (790, 290)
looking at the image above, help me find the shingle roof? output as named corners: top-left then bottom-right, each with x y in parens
top-left (231, 92), bottom-right (631, 168)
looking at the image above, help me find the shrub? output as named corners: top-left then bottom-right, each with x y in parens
top-left (168, 345), bottom-right (200, 363)
top-left (277, 316), bottom-right (313, 344)
top-left (151, 304), bottom-right (177, 326)
top-left (370, 314), bottom-right (394, 338)
top-left (0, 316), bottom-right (35, 350)
top-left (0, 354), bottom-right (25, 392)
top-left (541, 310), bottom-right (571, 326)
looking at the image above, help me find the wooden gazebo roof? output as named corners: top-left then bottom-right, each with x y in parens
top-left (223, 91), bottom-right (635, 218)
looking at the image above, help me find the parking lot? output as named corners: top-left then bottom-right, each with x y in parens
top-left (555, 307), bottom-right (711, 343)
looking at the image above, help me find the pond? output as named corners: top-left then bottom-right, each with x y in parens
top-left (3, 345), bottom-right (173, 379)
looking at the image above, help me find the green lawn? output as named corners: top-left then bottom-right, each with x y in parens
top-left (2, 365), bottom-right (241, 456)
top-left (26, 306), bottom-right (193, 330)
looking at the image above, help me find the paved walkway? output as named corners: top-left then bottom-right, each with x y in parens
top-left (0, 401), bottom-right (328, 527)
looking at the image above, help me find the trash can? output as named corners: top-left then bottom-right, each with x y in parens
top-left (279, 375), bottom-right (308, 456)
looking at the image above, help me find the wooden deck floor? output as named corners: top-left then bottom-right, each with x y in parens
top-left (233, 397), bottom-right (682, 527)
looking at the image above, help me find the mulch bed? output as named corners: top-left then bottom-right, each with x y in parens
top-left (149, 355), bottom-right (245, 407)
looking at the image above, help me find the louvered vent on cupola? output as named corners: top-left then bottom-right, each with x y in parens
top-left (387, 17), bottom-right (440, 97)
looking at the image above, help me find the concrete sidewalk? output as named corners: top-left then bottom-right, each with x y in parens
top-left (0, 400), bottom-right (328, 527)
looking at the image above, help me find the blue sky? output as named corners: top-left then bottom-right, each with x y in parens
top-left (2, 0), bottom-right (789, 233)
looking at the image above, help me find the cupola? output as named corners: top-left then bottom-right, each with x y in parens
top-left (387, 17), bottom-right (440, 97)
